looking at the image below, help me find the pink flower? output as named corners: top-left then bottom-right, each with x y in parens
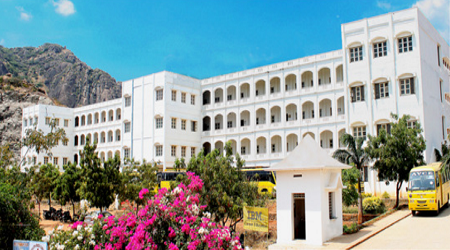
top-left (71, 221), bottom-right (83, 229)
top-left (181, 224), bottom-right (191, 234)
top-left (98, 214), bottom-right (103, 219)
top-left (168, 227), bottom-right (176, 238)
top-left (139, 188), bottom-right (149, 199)
top-left (168, 243), bottom-right (179, 250)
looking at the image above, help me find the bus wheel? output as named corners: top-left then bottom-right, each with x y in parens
top-left (446, 195), bottom-right (449, 208)
top-left (411, 210), bottom-right (416, 216)
top-left (436, 202), bottom-right (440, 216)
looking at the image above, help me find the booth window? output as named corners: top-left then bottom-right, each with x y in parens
top-left (329, 192), bottom-right (336, 219)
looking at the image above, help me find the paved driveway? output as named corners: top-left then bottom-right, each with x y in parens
top-left (353, 206), bottom-right (450, 249)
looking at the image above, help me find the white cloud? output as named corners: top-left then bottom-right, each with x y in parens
top-left (377, 1), bottom-right (392, 10)
top-left (52, 0), bottom-right (76, 16)
top-left (413, 0), bottom-right (450, 43)
top-left (0, 39), bottom-right (5, 46)
top-left (16, 6), bottom-right (32, 21)
top-left (20, 12), bottom-right (32, 21)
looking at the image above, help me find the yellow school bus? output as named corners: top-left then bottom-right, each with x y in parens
top-left (242, 168), bottom-right (277, 196)
top-left (407, 162), bottom-right (450, 216)
top-left (156, 171), bottom-right (186, 190)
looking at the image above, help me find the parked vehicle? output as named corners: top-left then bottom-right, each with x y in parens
top-left (60, 211), bottom-right (72, 222)
top-left (43, 207), bottom-right (56, 220)
top-left (407, 162), bottom-right (450, 216)
top-left (242, 168), bottom-right (277, 196)
top-left (157, 171), bottom-right (186, 190)
top-left (52, 209), bottom-right (63, 221)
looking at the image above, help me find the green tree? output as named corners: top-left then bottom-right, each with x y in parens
top-left (78, 142), bottom-right (121, 212)
top-left (179, 142), bottom-right (264, 232)
top-left (29, 163), bottom-right (60, 218)
top-left (53, 162), bottom-right (82, 218)
top-left (1, 165), bottom-right (32, 203)
top-left (366, 114), bottom-right (426, 208)
top-left (118, 159), bottom-right (159, 213)
top-left (342, 166), bottom-right (359, 207)
top-left (0, 144), bottom-right (15, 169)
top-left (333, 133), bottom-right (370, 224)
top-left (18, 118), bottom-right (68, 167)
top-left (0, 183), bottom-right (45, 250)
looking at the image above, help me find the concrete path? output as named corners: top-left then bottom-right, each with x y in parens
top-left (269, 209), bottom-right (411, 250)
top-left (353, 206), bottom-right (450, 249)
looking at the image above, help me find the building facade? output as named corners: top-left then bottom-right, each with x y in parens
top-left (22, 8), bottom-right (450, 196)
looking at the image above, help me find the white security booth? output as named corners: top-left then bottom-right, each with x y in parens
top-left (268, 135), bottom-right (350, 247)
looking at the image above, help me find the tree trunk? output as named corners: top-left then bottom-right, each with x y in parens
top-left (357, 171), bottom-right (363, 225)
top-left (396, 181), bottom-right (402, 208)
top-left (49, 193), bottom-right (52, 209)
top-left (38, 201), bottom-right (41, 220)
top-left (100, 206), bottom-right (103, 213)
top-left (73, 202), bottom-right (76, 221)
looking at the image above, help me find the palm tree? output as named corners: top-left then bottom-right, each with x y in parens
top-left (333, 133), bottom-right (370, 225)
top-left (434, 141), bottom-right (450, 173)
top-left (434, 141), bottom-right (450, 162)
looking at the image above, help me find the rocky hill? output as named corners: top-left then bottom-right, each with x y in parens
top-left (0, 75), bottom-right (56, 161)
top-left (0, 43), bottom-right (121, 108)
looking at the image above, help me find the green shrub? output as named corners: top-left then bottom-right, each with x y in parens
top-left (361, 192), bottom-right (373, 199)
top-left (363, 196), bottom-right (386, 214)
top-left (382, 191), bottom-right (390, 199)
top-left (343, 222), bottom-right (359, 234)
top-left (0, 183), bottom-right (45, 249)
top-left (343, 206), bottom-right (358, 214)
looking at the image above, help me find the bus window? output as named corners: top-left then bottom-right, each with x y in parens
top-left (409, 171), bottom-right (435, 191)
top-left (268, 173), bottom-right (275, 185)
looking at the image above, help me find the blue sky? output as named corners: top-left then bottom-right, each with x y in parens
top-left (0, 0), bottom-right (449, 81)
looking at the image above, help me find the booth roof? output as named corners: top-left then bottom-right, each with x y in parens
top-left (266, 135), bottom-right (351, 171)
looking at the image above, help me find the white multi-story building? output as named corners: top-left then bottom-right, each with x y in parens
top-left (22, 8), bottom-right (450, 195)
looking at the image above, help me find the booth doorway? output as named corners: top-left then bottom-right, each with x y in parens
top-left (293, 193), bottom-right (306, 240)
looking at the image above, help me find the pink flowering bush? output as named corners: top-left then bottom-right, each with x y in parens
top-left (47, 172), bottom-right (242, 250)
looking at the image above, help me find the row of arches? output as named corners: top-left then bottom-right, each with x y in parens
top-left (202, 129), bottom-right (346, 155)
top-left (74, 130), bottom-right (121, 146)
top-left (202, 65), bottom-right (343, 105)
top-left (202, 97), bottom-right (345, 131)
top-left (73, 150), bottom-right (120, 164)
top-left (75, 108), bottom-right (121, 127)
